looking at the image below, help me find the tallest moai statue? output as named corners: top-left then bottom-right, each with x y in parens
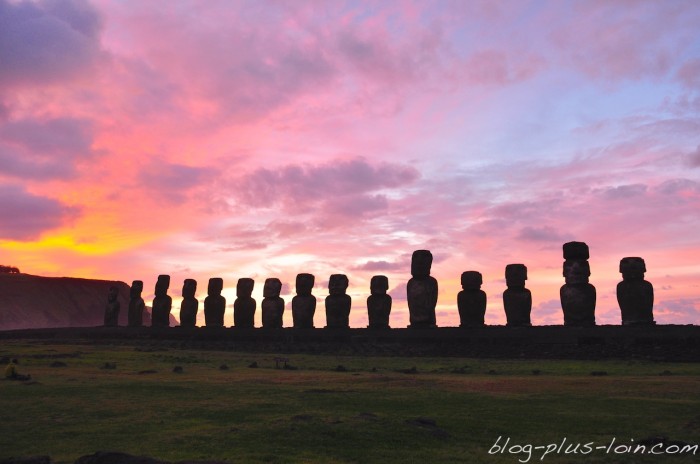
top-left (407, 250), bottom-right (438, 328)
top-left (560, 242), bottom-right (596, 326)
top-left (151, 275), bottom-right (172, 327)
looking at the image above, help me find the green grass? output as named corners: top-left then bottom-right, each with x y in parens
top-left (1, 342), bottom-right (699, 463)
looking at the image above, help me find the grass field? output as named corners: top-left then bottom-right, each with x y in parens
top-left (1, 341), bottom-right (699, 463)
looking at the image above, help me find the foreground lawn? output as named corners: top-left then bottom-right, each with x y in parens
top-left (1, 341), bottom-right (699, 463)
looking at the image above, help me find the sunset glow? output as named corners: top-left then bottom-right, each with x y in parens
top-left (1, 0), bottom-right (699, 327)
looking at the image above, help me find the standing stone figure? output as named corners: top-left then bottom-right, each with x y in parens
top-left (261, 278), bottom-right (284, 328)
top-left (292, 273), bottom-right (316, 328)
top-left (128, 280), bottom-right (145, 327)
top-left (151, 275), bottom-right (172, 327)
top-left (503, 264), bottom-right (532, 326)
top-left (233, 278), bottom-right (256, 328)
top-left (204, 277), bottom-right (226, 327)
top-left (407, 250), bottom-right (438, 328)
top-left (104, 286), bottom-right (120, 327)
top-left (367, 275), bottom-right (392, 329)
top-left (179, 279), bottom-right (198, 328)
top-left (617, 257), bottom-right (655, 326)
top-left (457, 271), bottom-right (486, 327)
top-left (325, 274), bottom-right (351, 329)
top-left (560, 242), bottom-right (596, 326)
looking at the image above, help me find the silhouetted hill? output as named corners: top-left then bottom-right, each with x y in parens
top-left (0, 273), bottom-right (153, 330)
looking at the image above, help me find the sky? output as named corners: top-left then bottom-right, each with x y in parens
top-left (1, 0), bottom-right (699, 328)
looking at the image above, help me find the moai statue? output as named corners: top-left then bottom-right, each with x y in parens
top-left (325, 274), bottom-right (351, 329)
top-left (151, 275), bottom-right (172, 327)
top-left (503, 264), bottom-right (532, 327)
top-left (261, 278), bottom-right (284, 328)
top-left (292, 273), bottom-right (316, 328)
top-left (204, 277), bottom-right (226, 327)
top-left (617, 257), bottom-right (655, 326)
top-left (104, 286), bottom-right (120, 327)
top-left (128, 280), bottom-right (145, 327)
top-left (407, 250), bottom-right (438, 328)
top-left (457, 271), bottom-right (486, 327)
top-left (560, 242), bottom-right (596, 326)
top-left (233, 278), bottom-right (256, 328)
top-left (367, 275), bottom-right (392, 329)
top-left (179, 279), bottom-right (198, 328)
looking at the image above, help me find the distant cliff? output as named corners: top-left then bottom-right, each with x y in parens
top-left (0, 273), bottom-right (153, 330)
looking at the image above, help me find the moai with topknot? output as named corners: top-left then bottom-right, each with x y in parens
top-left (407, 250), bottom-right (438, 328)
top-left (233, 278), bottom-right (256, 328)
top-left (617, 257), bottom-right (655, 326)
top-left (204, 277), bottom-right (226, 327)
top-left (151, 275), bottom-right (173, 327)
top-left (325, 274), bottom-right (351, 329)
top-left (104, 286), bottom-right (120, 327)
top-left (128, 280), bottom-right (145, 327)
top-left (457, 271), bottom-right (486, 327)
top-left (367, 275), bottom-right (392, 329)
top-left (261, 278), bottom-right (285, 328)
top-left (179, 279), bottom-right (198, 327)
top-left (292, 273), bottom-right (316, 328)
top-left (503, 264), bottom-right (532, 327)
top-left (560, 242), bottom-right (596, 326)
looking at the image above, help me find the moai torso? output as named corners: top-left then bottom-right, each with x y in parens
top-left (367, 275), bottom-right (392, 329)
top-left (128, 280), bottom-right (145, 327)
top-left (325, 274), bottom-right (351, 329)
top-left (457, 271), bottom-right (486, 327)
top-left (233, 278), bottom-right (256, 328)
top-left (560, 242), bottom-right (596, 326)
top-left (617, 257), bottom-right (655, 326)
top-left (204, 278), bottom-right (226, 327)
top-left (104, 286), bottom-right (120, 327)
top-left (292, 273), bottom-right (316, 328)
top-left (503, 264), bottom-right (532, 327)
top-left (407, 250), bottom-right (438, 328)
top-left (151, 275), bottom-right (172, 327)
top-left (179, 279), bottom-right (198, 327)
top-left (261, 278), bottom-right (284, 328)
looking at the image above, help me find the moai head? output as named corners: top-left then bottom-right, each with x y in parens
top-left (237, 278), bottom-right (254, 297)
top-left (296, 273), bottom-right (315, 296)
top-left (563, 241), bottom-right (590, 260)
top-left (263, 278), bottom-right (282, 298)
top-left (328, 274), bottom-right (349, 295)
top-left (620, 257), bottom-right (646, 281)
top-left (370, 275), bottom-right (389, 295)
top-left (563, 260), bottom-right (590, 284)
top-left (461, 271), bottom-right (483, 290)
top-left (208, 277), bottom-right (223, 296)
top-left (130, 280), bottom-right (143, 299)
top-left (108, 286), bottom-right (119, 302)
top-left (182, 279), bottom-right (197, 298)
top-left (411, 250), bottom-right (433, 278)
top-left (155, 275), bottom-right (170, 296)
top-left (505, 264), bottom-right (527, 288)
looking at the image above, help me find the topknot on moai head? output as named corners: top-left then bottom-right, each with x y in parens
top-left (263, 278), bottom-right (282, 298)
top-left (155, 275), bottom-right (170, 295)
top-left (563, 242), bottom-right (589, 260)
top-left (370, 275), bottom-right (389, 295)
top-left (328, 274), bottom-right (349, 295)
top-left (505, 264), bottom-right (527, 288)
top-left (461, 271), bottom-right (483, 290)
top-left (130, 280), bottom-right (143, 298)
top-left (411, 250), bottom-right (433, 278)
top-left (182, 279), bottom-right (197, 298)
top-left (563, 259), bottom-right (591, 284)
top-left (208, 277), bottom-right (223, 295)
top-left (619, 257), bottom-right (646, 280)
top-left (296, 273), bottom-right (315, 295)
top-left (237, 278), bottom-right (254, 297)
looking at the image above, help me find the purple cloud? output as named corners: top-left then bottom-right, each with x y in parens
top-left (353, 260), bottom-right (405, 272)
top-left (0, 184), bottom-right (79, 240)
top-left (688, 146), bottom-right (700, 168)
top-left (138, 159), bottom-right (217, 204)
top-left (517, 226), bottom-right (568, 243)
top-left (0, 117), bottom-right (95, 155)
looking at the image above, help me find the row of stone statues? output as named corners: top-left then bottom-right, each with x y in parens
top-left (105, 242), bottom-right (655, 328)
